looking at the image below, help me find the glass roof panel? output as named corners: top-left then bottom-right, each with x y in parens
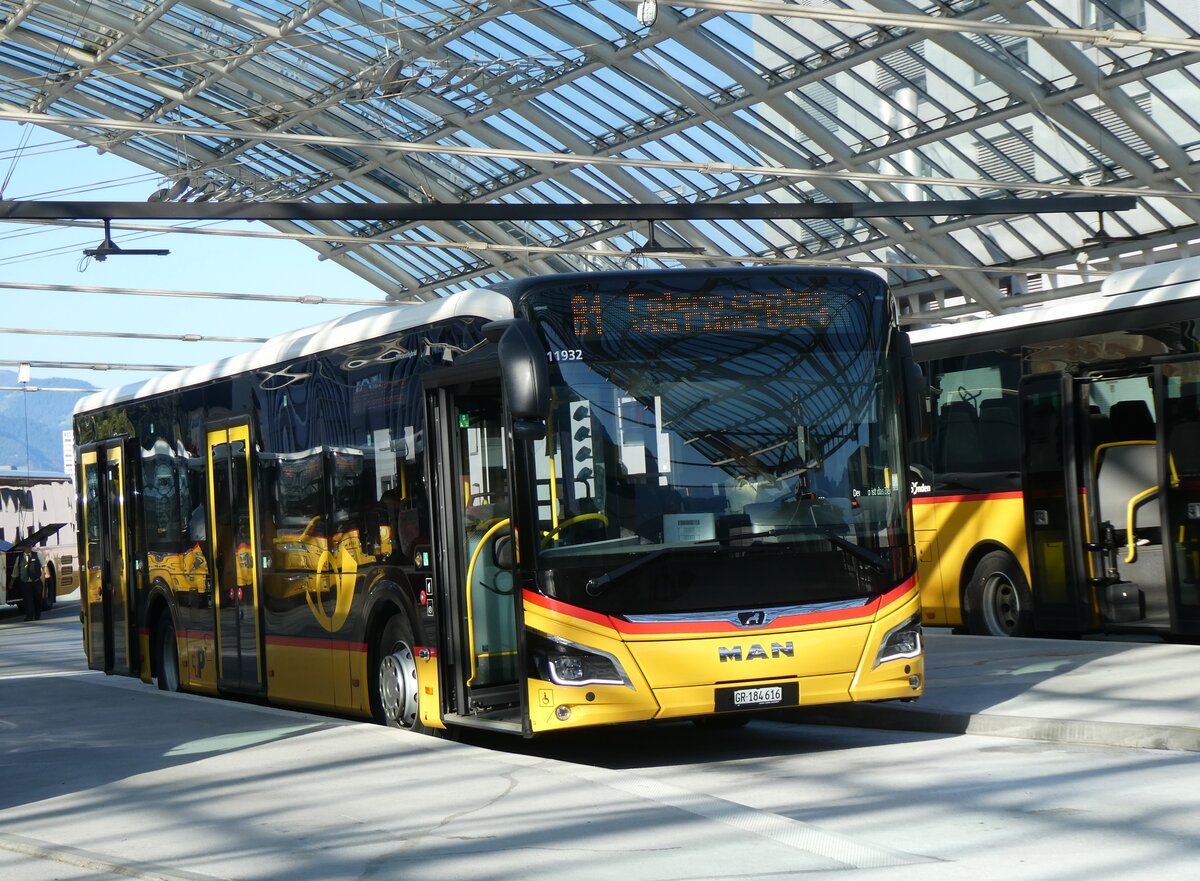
top-left (0, 0), bottom-right (1195, 311)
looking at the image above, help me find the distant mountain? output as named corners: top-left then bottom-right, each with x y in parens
top-left (0, 371), bottom-right (96, 473)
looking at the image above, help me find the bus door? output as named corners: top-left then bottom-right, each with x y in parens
top-left (427, 375), bottom-right (524, 732)
top-left (1157, 358), bottom-right (1200, 635)
top-left (1018, 373), bottom-right (1092, 632)
top-left (1082, 370), bottom-right (1171, 631)
top-left (206, 422), bottom-right (265, 694)
top-left (79, 440), bottom-right (135, 674)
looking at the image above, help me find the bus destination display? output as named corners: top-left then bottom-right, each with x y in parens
top-left (569, 288), bottom-right (836, 337)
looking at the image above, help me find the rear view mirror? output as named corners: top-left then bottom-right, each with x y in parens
top-left (486, 319), bottom-right (550, 440)
top-left (897, 332), bottom-right (930, 443)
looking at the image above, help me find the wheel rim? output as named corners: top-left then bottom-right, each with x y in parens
top-left (981, 572), bottom-right (1021, 636)
top-left (378, 641), bottom-right (419, 728)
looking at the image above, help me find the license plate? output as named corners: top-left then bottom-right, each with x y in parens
top-left (714, 681), bottom-right (799, 712)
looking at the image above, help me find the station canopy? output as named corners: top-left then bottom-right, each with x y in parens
top-left (0, 0), bottom-right (1198, 322)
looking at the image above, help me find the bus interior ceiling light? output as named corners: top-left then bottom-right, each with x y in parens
top-left (83, 218), bottom-right (170, 261)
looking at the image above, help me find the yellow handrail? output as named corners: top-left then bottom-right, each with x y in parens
top-left (464, 517), bottom-right (511, 687)
top-left (1125, 487), bottom-right (1159, 564)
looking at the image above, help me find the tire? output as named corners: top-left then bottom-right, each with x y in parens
top-left (373, 615), bottom-right (432, 733)
top-left (964, 551), bottom-right (1034, 637)
top-left (155, 617), bottom-right (181, 692)
top-left (41, 577), bottom-right (56, 612)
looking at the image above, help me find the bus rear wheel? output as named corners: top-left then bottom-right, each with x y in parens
top-left (965, 551), bottom-right (1033, 637)
top-left (374, 616), bottom-right (430, 733)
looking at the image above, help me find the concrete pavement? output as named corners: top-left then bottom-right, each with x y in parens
top-left (798, 630), bottom-right (1200, 752)
top-left (3, 594), bottom-right (1200, 881)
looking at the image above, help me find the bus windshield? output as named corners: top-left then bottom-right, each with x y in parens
top-left (522, 270), bottom-right (911, 616)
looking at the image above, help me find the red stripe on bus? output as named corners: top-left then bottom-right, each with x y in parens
top-left (523, 591), bottom-right (614, 628)
top-left (265, 634), bottom-right (368, 653)
top-left (523, 577), bottom-right (917, 636)
top-left (913, 491), bottom-right (1023, 504)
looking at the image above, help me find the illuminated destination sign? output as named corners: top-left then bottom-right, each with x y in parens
top-left (568, 288), bottom-right (839, 337)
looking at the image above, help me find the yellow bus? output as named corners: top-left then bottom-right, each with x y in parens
top-left (909, 257), bottom-right (1200, 640)
top-left (73, 266), bottom-right (926, 736)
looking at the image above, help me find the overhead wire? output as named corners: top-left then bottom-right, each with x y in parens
top-left (3, 110), bottom-right (1192, 204)
top-left (0, 279), bottom-right (390, 306)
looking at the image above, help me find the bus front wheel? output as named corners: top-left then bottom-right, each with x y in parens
top-left (154, 617), bottom-right (181, 692)
top-left (374, 615), bottom-right (431, 733)
top-left (964, 551), bottom-right (1033, 637)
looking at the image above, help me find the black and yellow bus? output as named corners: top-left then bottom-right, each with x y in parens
top-left (74, 266), bottom-right (926, 736)
top-left (909, 257), bottom-right (1200, 640)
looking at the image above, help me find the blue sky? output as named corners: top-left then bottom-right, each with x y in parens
top-left (0, 120), bottom-right (390, 393)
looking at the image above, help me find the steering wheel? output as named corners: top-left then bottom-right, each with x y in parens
top-left (540, 512), bottom-right (609, 548)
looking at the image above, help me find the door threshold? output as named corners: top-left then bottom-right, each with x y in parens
top-left (442, 713), bottom-right (525, 735)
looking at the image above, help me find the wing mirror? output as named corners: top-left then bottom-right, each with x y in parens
top-left (484, 319), bottom-right (550, 441)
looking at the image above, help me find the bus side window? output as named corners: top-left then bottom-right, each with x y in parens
top-left (936, 401), bottom-right (982, 473)
top-left (978, 398), bottom-right (1020, 472)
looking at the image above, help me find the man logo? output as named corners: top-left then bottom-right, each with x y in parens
top-left (718, 642), bottom-right (795, 662)
top-left (737, 610), bottom-right (766, 627)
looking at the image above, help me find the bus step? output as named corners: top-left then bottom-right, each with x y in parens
top-left (442, 713), bottom-right (524, 735)
top-left (467, 683), bottom-right (519, 712)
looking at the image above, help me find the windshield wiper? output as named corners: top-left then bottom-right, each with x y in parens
top-left (585, 544), bottom-right (724, 600)
top-left (726, 525), bottom-right (890, 572)
top-left (585, 544), bottom-right (715, 596)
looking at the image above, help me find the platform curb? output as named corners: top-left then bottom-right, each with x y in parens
top-left (789, 703), bottom-right (1200, 753)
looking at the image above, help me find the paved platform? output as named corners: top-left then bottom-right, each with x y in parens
top-left (7, 594), bottom-right (1199, 752)
top-left (797, 630), bottom-right (1200, 752)
top-left (4, 596), bottom-right (1200, 881)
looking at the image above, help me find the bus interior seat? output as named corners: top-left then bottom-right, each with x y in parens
top-left (1025, 401), bottom-right (1062, 473)
top-left (936, 401), bottom-right (984, 472)
top-left (978, 398), bottom-right (1020, 470)
top-left (1094, 442), bottom-right (1160, 532)
top-left (1109, 400), bottom-right (1156, 441)
top-left (1169, 422), bottom-right (1200, 476)
top-left (1089, 412), bottom-right (1113, 449)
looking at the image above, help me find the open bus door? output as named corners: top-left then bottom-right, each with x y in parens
top-left (426, 369), bottom-right (526, 734)
top-left (79, 440), bottom-right (136, 674)
top-left (206, 422), bottom-right (265, 695)
top-left (1154, 359), bottom-right (1200, 636)
top-left (423, 321), bottom-right (548, 735)
top-left (1018, 372), bottom-right (1093, 633)
top-left (1021, 362), bottom-right (1200, 638)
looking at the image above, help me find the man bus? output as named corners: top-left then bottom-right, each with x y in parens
top-left (909, 257), bottom-right (1200, 640)
top-left (74, 266), bottom-right (926, 736)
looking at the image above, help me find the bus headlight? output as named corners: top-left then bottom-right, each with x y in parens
top-left (874, 614), bottom-right (922, 668)
top-left (528, 632), bottom-right (632, 688)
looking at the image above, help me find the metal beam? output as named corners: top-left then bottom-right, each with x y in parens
top-left (0, 196), bottom-right (1136, 222)
top-left (0, 359), bottom-right (182, 372)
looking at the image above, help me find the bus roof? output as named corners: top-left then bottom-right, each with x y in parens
top-left (908, 257), bottom-right (1200, 352)
top-left (73, 287), bottom-right (514, 415)
top-left (0, 470), bottom-right (71, 485)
